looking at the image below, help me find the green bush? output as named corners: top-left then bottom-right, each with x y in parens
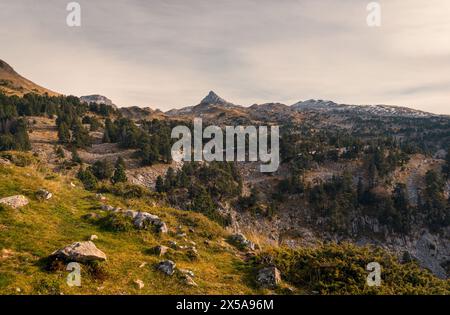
top-left (98, 213), bottom-right (134, 232)
top-left (252, 243), bottom-right (450, 295)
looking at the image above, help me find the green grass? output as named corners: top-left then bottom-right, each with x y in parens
top-left (0, 154), bottom-right (260, 295)
top-left (1, 152), bottom-right (449, 295)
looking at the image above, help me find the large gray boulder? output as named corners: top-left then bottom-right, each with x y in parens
top-left (133, 211), bottom-right (168, 233)
top-left (257, 266), bottom-right (281, 289)
top-left (51, 241), bottom-right (107, 263)
top-left (0, 195), bottom-right (29, 209)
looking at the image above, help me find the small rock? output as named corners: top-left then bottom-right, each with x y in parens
top-left (158, 222), bottom-right (168, 234)
top-left (177, 233), bottom-right (187, 238)
top-left (70, 182), bottom-right (76, 187)
top-left (134, 279), bottom-right (145, 290)
top-left (257, 267), bottom-right (281, 289)
top-left (101, 205), bottom-right (115, 212)
top-left (0, 195), bottom-right (29, 209)
top-left (188, 228), bottom-right (195, 233)
top-left (139, 262), bottom-right (147, 268)
top-left (179, 269), bottom-right (195, 278)
top-left (157, 260), bottom-right (176, 276)
top-left (89, 235), bottom-right (98, 241)
top-left (183, 275), bottom-right (198, 287)
top-left (95, 193), bottom-right (107, 201)
top-left (16, 288), bottom-right (21, 293)
top-left (36, 189), bottom-right (52, 200)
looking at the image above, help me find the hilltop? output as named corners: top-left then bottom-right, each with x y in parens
top-left (0, 60), bottom-right (59, 97)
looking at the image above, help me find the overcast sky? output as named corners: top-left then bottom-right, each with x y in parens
top-left (1, 0), bottom-right (449, 114)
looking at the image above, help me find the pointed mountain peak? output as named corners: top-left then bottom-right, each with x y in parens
top-left (200, 90), bottom-right (228, 105)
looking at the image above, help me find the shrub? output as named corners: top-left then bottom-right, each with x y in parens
top-left (252, 243), bottom-right (450, 295)
top-left (98, 212), bottom-right (134, 232)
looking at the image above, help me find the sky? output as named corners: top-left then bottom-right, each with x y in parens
top-left (0, 0), bottom-right (449, 114)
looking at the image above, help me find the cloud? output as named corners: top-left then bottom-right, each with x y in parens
top-left (0, 0), bottom-right (449, 114)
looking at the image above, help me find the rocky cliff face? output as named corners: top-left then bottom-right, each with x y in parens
top-left (80, 94), bottom-right (118, 109)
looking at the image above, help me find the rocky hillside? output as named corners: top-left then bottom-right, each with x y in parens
top-left (0, 152), bottom-right (448, 294)
top-left (0, 59), bottom-right (449, 293)
top-left (0, 60), bottom-right (59, 97)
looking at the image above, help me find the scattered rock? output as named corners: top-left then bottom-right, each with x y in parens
top-left (101, 205), bottom-right (115, 212)
top-left (179, 269), bottom-right (195, 278)
top-left (182, 275), bottom-right (198, 287)
top-left (157, 260), bottom-right (176, 276)
top-left (186, 247), bottom-right (199, 260)
top-left (229, 233), bottom-right (256, 251)
top-left (0, 195), bottom-right (29, 209)
top-left (168, 241), bottom-right (178, 250)
top-left (158, 222), bottom-right (169, 233)
top-left (134, 279), bottom-right (145, 290)
top-left (1, 249), bottom-right (14, 260)
top-left (257, 267), bottom-right (281, 289)
top-left (0, 158), bottom-right (11, 165)
top-left (36, 189), bottom-right (52, 200)
top-left (95, 193), bottom-right (106, 201)
top-left (133, 212), bottom-right (168, 233)
top-left (51, 241), bottom-right (107, 263)
top-left (154, 245), bottom-right (169, 256)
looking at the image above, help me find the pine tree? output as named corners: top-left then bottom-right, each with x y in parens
top-left (155, 176), bottom-right (165, 193)
top-left (112, 157), bottom-right (127, 184)
top-left (71, 147), bottom-right (82, 164)
top-left (91, 160), bottom-right (114, 180)
top-left (77, 167), bottom-right (98, 191)
top-left (58, 122), bottom-right (71, 144)
top-left (55, 146), bottom-right (65, 158)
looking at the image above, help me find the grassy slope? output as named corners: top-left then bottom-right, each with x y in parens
top-left (0, 154), bottom-right (260, 295)
top-left (1, 152), bottom-right (449, 295)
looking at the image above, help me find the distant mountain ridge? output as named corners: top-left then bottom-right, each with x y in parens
top-left (0, 59), bottom-right (441, 119)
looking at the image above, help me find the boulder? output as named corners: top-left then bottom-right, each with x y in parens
top-left (257, 267), bottom-right (281, 289)
top-left (157, 260), bottom-right (176, 275)
top-left (133, 211), bottom-right (168, 233)
top-left (0, 195), bottom-right (29, 209)
top-left (229, 233), bottom-right (256, 251)
top-left (51, 241), bottom-right (107, 263)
